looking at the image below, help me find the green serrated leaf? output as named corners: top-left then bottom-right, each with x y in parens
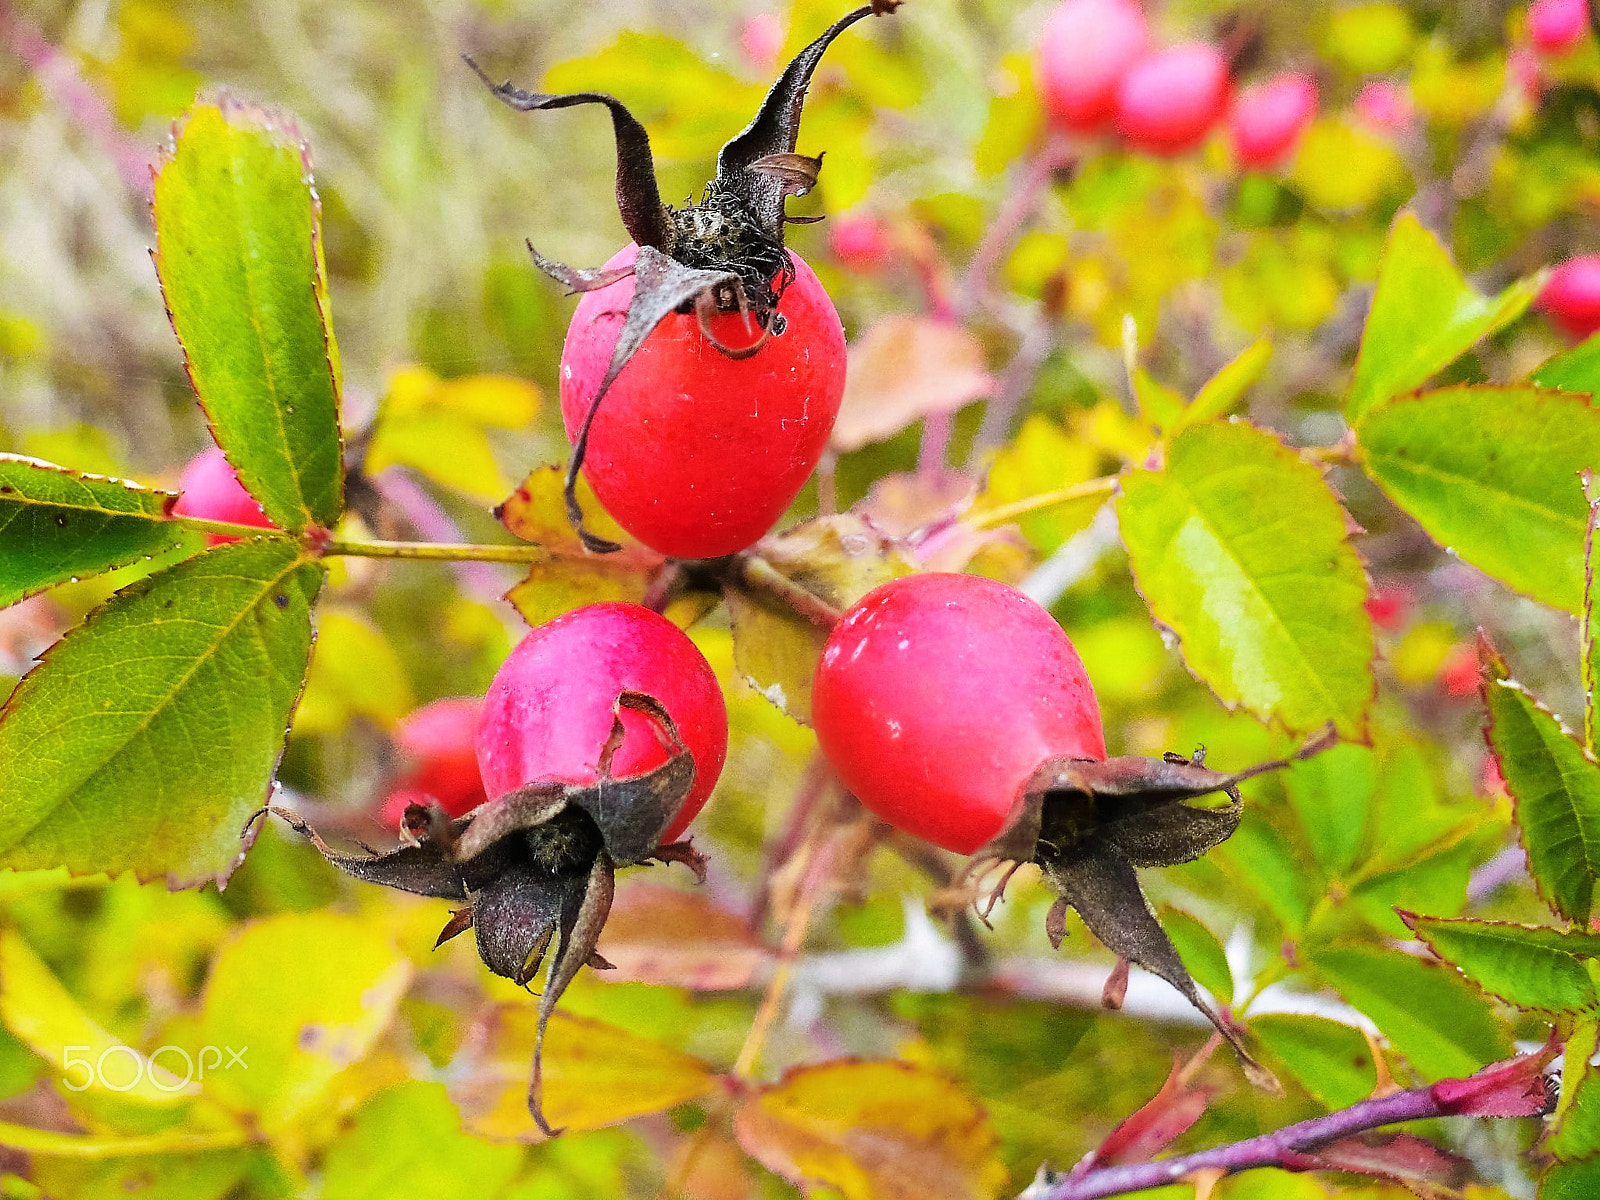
top-left (1347, 214), bottom-right (1540, 422)
top-left (0, 457), bottom-right (187, 608)
top-left (198, 912), bottom-right (410, 1146)
top-left (1356, 385), bottom-right (1600, 613)
top-left (153, 102), bottom-right (343, 531)
top-left (0, 540), bottom-right (322, 886)
top-left (1247, 1014), bottom-right (1376, 1109)
top-left (1173, 339), bottom-right (1272, 435)
top-left (1533, 331), bottom-right (1600, 395)
top-left (1310, 942), bottom-right (1509, 1081)
top-left (1483, 654), bottom-right (1600, 924)
top-left (1118, 420), bottom-right (1374, 739)
top-left (1542, 1155), bottom-right (1600, 1199)
top-left (320, 1082), bottom-right (522, 1200)
top-left (1157, 906), bottom-right (1233, 1003)
top-left (1407, 915), bottom-right (1600, 1014)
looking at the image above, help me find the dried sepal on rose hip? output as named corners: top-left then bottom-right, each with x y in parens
top-left (252, 692), bottom-right (703, 1137)
top-left (812, 572), bottom-right (1335, 1086)
top-left (464, 3), bottom-right (899, 557)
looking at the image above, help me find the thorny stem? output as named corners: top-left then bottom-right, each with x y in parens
top-left (322, 538), bottom-right (555, 564)
top-left (1022, 1080), bottom-right (1499, 1199)
top-left (967, 475), bottom-right (1118, 531)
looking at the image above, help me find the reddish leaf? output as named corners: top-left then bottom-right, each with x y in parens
top-left (1093, 1057), bottom-right (1213, 1168)
top-left (1431, 1050), bottom-right (1554, 1118)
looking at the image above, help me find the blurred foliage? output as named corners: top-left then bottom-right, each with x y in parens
top-left (5, 0), bottom-right (1600, 1197)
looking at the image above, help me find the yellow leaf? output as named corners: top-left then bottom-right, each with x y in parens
top-left (497, 464), bottom-right (649, 560)
top-left (832, 316), bottom-right (994, 453)
top-left (295, 610), bottom-right (414, 734)
top-left (451, 1007), bottom-right (716, 1141)
top-left (505, 560), bottom-right (651, 628)
top-left (382, 366), bottom-right (540, 426)
top-left (1292, 117), bottom-right (1407, 213)
top-left (971, 416), bottom-right (1104, 553)
top-left (734, 1059), bottom-right (1006, 1200)
top-left (366, 409), bottom-right (511, 502)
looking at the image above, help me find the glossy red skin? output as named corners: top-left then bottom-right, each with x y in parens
top-left (1036, 0), bottom-right (1149, 131)
top-left (1228, 73), bottom-right (1317, 169)
top-left (559, 245), bottom-right (846, 560)
top-left (172, 448), bottom-right (275, 544)
top-left (813, 573), bottom-right (1105, 855)
top-left (1114, 43), bottom-right (1231, 156)
top-left (1540, 256), bottom-right (1600, 341)
top-left (477, 603), bottom-right (728, 843)
top-left (1530, 0), bottom-right (1587, 54)
top-left (379, 697), bottom-right (487, 827)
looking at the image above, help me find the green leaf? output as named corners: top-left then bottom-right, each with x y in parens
top-left (1211, 810), bottom-right (1315, 935)
top-left (1247, 1014), bottom-right (1376, 1109)
top-left (0, 541), bottom-right (322, 886)
top-left (1346, 214), bottom-right (1540, 422)
top-left (1172, 339), bottom-right (1272, 435)
top-left (1117, 420), bottom-right (1374, 739)
top-left (1406, 915), bottom-right (1600, 1014)
top-left (319, 1082), bottom-right (522, 1200)
top-left (198, 912), bottom-right (410, 1144)
top-left (1356, 385), bottom-right (1600, 612)
top-left (19, 1140), bottom-right (253, 1200)
top-left (1543, 1156), bottom-right (1600, 1199)
top-left (0, 457), bottom-right (188, 609)
top-left (1483, 647), bottom-right (1600, 923)
top-left (1533, 330), bottom-right (1600, 395)
top-left (1282, 741), bottom-right (1376, 878)
top-left (1157, 906), bottom-right (1233, 1003)
top-left (1310, 943), bottom-right (1509, 1081)
top-left (152, 102), bottom-right (343, 531)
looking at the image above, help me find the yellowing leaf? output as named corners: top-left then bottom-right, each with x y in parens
top-left (198, 912), bottom-right (410, 1149)
top-left (734, 1059), bottom-right (1006, 1200)
top-left (382, 366), bottom-right (540, 426)
top-left (1175, 340), bottom-right (1272, 434)
top-left (832, 316), bottom-right (994, 453)
top-left (451, 1007), bottom-right (715, 1141)
top-left (597, 882), bottom-right (770, 991)
top-left (1323, 3), bottom-right (1414, 73)
top-left (0, 929), bottom-right (197, 1117)
top-left (367, 368), bottom-right (541, 502)
top-left (295, 609), bottom-right (414, 734)
top-left (1292, 117), bottom-right (1406, 213)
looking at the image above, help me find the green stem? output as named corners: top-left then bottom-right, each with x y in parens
top-left (966, 474), bottom-right (1117, 531)
top-left (321, 538), bottom-right (551, 565)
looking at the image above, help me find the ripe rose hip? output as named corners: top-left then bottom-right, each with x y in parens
top-left (1530, 0), bottom-right (1588, 54)
top-left (1036, 0), bottom-right (1149, 131)
top-left (378, 696), bottom-right (486, 828)
top-left (172, 447), bottom-right (275, 544)
top-left (1114, 43), bottom-right (1232, 155)
top-left (1539, 256), bottom-right (1600, 341)
top-left (477, 603), bottom-right (728, 843)
top-left (559, 244), bottom-right (846, 560)
top-left (813, 573), bottom-right (1105, 854)
top-left (1228, 73), bottom-right (1317, 169)
top-left (829, 213), bottom-right (893, 272)
top-left (1354, 80), bottom-right (1412, 135)
top-left (740, 12), bottom-right (785, 69)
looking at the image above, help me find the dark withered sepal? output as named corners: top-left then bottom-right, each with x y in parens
top-left (252, 691), bottom-right (698, 1137)
top-left (463, 57), bottom-right (673, 253)
top-left (971, 727), bottom-right (1335, 1089)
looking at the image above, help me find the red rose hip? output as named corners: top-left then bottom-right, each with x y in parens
top-left (1530, 0), bottom-right (1587, 55)
top-left (1228, 73), bottom-right (1317, 169)
top-left (812, 573), bottom-right (1105, 854)
top-left (1114, 42), bottom-right (1231, 155)
top-left (1540, 256), bottom-right (1600, 341)
top-left (477, 603), bottom-right (728, 843)
top-left (172, 447), bottom-right (275, 544)
top-left (559, 245), bottom-right (846, 560)
top-left (1036, 0), bottom-right (1150, 132)
top-left (379, 696), bottom-right (487, 828)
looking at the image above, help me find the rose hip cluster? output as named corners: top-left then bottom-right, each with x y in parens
top-left (1037, 0), bottom-right (1316, 168)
